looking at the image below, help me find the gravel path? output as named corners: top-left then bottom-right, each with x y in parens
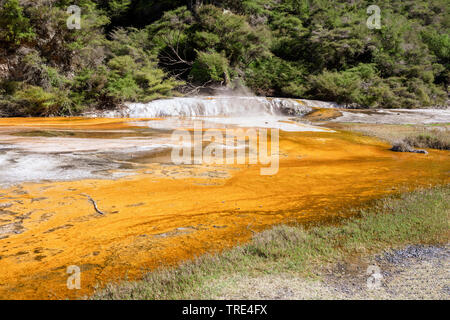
top-left (210, 245), bottom-right (449, 300)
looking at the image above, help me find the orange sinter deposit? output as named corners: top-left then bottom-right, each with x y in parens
top-left (0, 117), bottom-right (448, 299)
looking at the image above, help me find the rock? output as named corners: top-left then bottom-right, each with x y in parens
top-left (390, 142), bottom-right (428, 154)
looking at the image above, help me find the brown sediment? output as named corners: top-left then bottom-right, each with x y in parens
top-left (0, 117), bottom-right (163, 130)
top-left (0, 119), bottom-right (448, 300)
top-left (294, 99), bottom-right (306, 106)
top-left (304, 108), bottom-right (343, 122)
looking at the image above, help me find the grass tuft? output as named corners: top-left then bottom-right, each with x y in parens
top-left (404, 132), bottom-right (450, 150)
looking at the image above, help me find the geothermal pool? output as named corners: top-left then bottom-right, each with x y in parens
top-left (0, 97), bottom-right (449, 299)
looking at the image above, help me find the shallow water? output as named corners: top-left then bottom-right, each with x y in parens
top-left (0, 109), bottom-right (449, 299)
top-left (0, 116), bottom-right (330, 186)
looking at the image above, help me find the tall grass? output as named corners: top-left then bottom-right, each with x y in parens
top-left (404, 132), bottom-right (449, 150)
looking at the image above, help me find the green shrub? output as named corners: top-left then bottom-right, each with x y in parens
top-left (12, 85), bottom-right (76, 116)
top-left (245, 57), bottom-right (306, 96)
top-left (0, 0), bottom-right (35, 45)
top-left (308, 64), bottom-right (374, 106)
top-left (190, 50), bottom-right (231, 84)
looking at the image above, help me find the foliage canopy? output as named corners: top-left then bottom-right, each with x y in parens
top-left (0, 0), bottom-right (448, 115)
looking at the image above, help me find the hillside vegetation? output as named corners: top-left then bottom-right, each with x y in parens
top-left (0, 0), bottom-right (449, 116)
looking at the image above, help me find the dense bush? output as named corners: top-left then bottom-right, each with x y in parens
top-left (0, 0), bottom-right (448, 116)
top-left (0, 0), bottom-right (181, 116)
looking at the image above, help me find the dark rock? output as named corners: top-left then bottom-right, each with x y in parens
top-left (390, 142), bottom-right (428, 154)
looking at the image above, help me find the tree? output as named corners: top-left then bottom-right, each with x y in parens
top-left (0, 0), bottom-right (35, 46)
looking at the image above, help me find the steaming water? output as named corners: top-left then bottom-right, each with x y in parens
top-left (94, 96), bottom-right (336, 133)
top-left (98, 96), bottom-right (317, 118)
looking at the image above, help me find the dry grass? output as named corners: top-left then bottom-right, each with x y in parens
top-left (404, 132), bottom-right (450, 150)
top-left (329, 123), bottom-right (450, 150)
top-left (91, 186), bottom-right (449, 300)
